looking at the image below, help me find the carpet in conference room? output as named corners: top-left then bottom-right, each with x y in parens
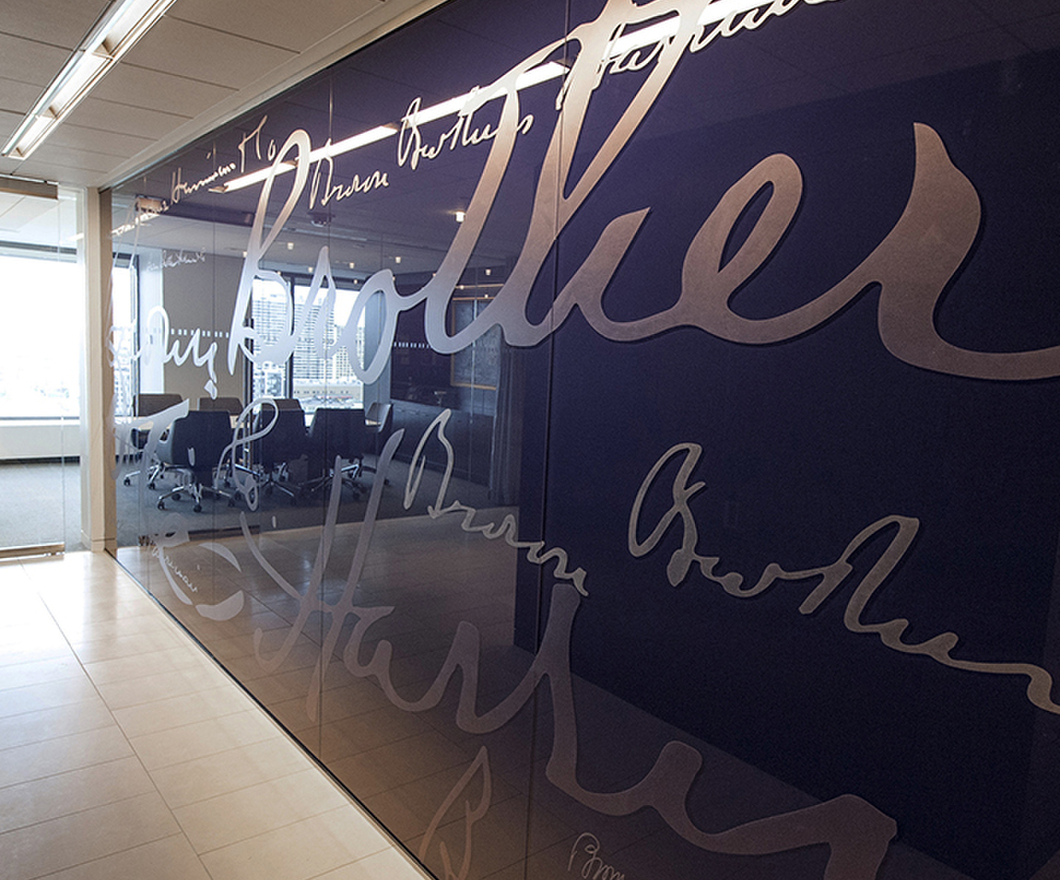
top-left (0, 460), bottom-right (82, 551)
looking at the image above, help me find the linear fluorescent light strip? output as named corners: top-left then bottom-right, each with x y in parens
top-left (215, 61), bottom-right (570, 193)
top-left (214, 0), bottom-right (776, 195)
top-left (2, 0), bottom-right (175, 160)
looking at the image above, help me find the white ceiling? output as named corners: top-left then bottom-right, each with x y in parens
top-left (0, 0), bottom-right (445, 190)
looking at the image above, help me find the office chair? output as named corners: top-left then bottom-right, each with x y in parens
top-left (155, 410), bottom-right (237, 512)
top-left (254, 407), bottom-right (311, 503)
top-left (304, 407), bottom-right (367, 499)
top-left (361, 401), bottom-right (392, 482)
top-left (123, 392), bottom-right (184, 487)
top-left (198, 396), bottom-right (242, 415)
top-left (364, 401), bottom-right (392, 453)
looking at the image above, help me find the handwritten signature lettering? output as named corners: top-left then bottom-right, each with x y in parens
top-left (158, 248), bottom-right (207, 269)
top-left (307, 154), bottom-right (388, 208)
top-left (240, 415), bottom-right (896, 879)
top-left (142, 306), bottom-right (220, 398)
top-left (630, 442), bottom-right (1060, 715)
top-left (237, 115), bottom-right (273, 172)
top-left (690, 0), bottom-right (837, 52)
top-left (171, 162), bottom-right (237, 204)
top-left (225, 0), bottom-right (1058, 387)
top-left (568, 833), bottom-right (626, 880)
top-left (419, 746), bottom-right (492, 880)
top-left (405, 410), bottom-right (588, 594)
top-left (397, 95), bottom-right (534, 171)
top-left (151, 539), bottom-right (196, 594)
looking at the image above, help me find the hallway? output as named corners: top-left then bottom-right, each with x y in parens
top-left (0, 550), bottom-right (426, 880)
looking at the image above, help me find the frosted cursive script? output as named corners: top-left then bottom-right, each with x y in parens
top-left (226, 0), bottom-right (1060, 384)
top-left (629, 442), bottom-right (1060, 715)
top-left (237, 417), bottom-right (897, 880)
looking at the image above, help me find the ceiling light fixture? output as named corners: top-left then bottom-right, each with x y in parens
top-left (211, 61), bottom-right (569, 195)
top-left (208, 0), bottom-right (769, 196)
top-left (2, 0), bottom-right (176, 161)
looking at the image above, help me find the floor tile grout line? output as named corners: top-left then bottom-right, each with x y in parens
top-left (25, 832), bottom-right (200, 880)
top-left (8, 551), bottom-right (434, 880)
top-left (11, 557), bottom-right (221, 880)
top-left (27, 553), bottom-right (430, 877)
top-left (0, 784), bottom-right (169, 841)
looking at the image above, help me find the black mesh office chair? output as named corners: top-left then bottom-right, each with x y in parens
top-left (198, 396), bottom-right (242, 415)
top-left (155, 410), bottom-right (236, 512)
top-left (254, 407), bottom-right (310, 503)
top-left (123, 392), bottom-right (185, 487)
top-left (305, 407), bottom-right (367, 498)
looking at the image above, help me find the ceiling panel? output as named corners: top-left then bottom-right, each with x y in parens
top-left (0, 0), bottom-right (445, 188)
top-left (66, 95), bottom-right (193, 140)
top-left (28, 142), bottom-right (129, 174)
top-left (0, 0), bottom-right (110, 50)
top-left (0, 32), bottom-right (72, 88)
top-left (120, 17), bottom-right (298, 90)
top-left (0, 77), bottom-right (48, 120)
top-left (0, 108), bottom-right (24, 147)
top-left (0, 193), bottom-right (54, 232)
top-left (47, 123), bottom-right (158, 157)
top-left (169, 0), bottom-right (383, 53)
top-left (90, 64), bottom-right (237, 117)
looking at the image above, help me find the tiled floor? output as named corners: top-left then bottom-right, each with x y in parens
top-left (0, 550), bottom-right (428, 880)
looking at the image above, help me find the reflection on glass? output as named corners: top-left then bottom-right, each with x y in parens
top-left (250, 276), bottom-right (289, 400)
top-left (292, 283), bottom-right (365, 414)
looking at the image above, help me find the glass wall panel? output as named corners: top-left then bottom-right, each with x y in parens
top-left (0, 186), bottom-right (81, 553)
top-left (108, 1), bottom-right (1060, 879)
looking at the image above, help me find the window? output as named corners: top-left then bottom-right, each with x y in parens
top-left (249, 275), bottom-right (366, 414)
top-left (0, 250), bottom-right (81, 419)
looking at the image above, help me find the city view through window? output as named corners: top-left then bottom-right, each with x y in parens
top-left (251, 277), bottom-right (366, 413)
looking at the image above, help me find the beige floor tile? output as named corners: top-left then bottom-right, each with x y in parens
top-left (0, 653), bottom-right (86, 691)
top-left (69, 627), bottom-right (187, 663)
top-left (174, 767), bottom-right (352, 853)
top-left (199, 806), bottom-right (395, 880)
top-left (0, 672), bottom-right (100, 720)
top-left (82, 643), bottom-right (214, 685)
top-left (93, 663), bottom-right (228, 710)
top-left (0, 694), bottom-right (113, 748)
top-left (129, 708), bottom-right (279, 769)
top-left (150, 736), bottom-right (315, 809)
top-left (111, 682), bottom-right (249, 737)
top-left (0, 637), bottom-right (72, 667)
top-left (1, 791), bottom-right (181, 880)
top-left (309, 846), bottom-right (428, 879)
top-left (0, 723), bottom-right (133, 787)
top-left (0, 549), bottom-right (459, 880)
top-left (0, 755), bottom-right (155, 833)
top-left (25, 832), bottom-right (212, 880)
top-left (54, 611), bottom-right (177, 644)
top-left (47, 600), bottom-right (162, 632)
